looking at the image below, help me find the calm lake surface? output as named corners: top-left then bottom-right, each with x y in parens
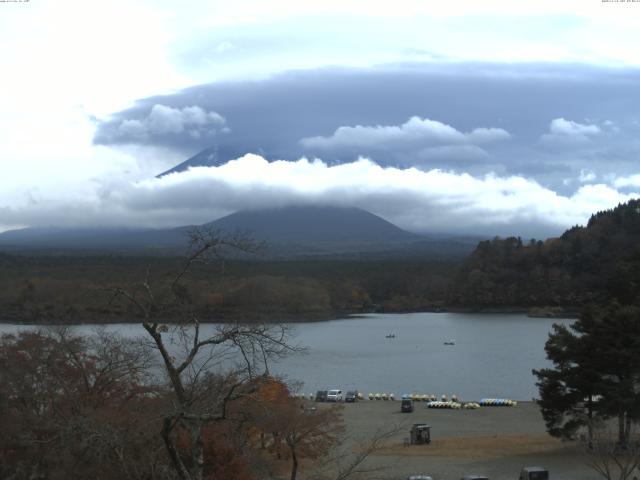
top-left (0, 312), bottom-right (571, 401)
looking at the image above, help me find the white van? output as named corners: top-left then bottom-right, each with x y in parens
top-left (327, 389), bottom-right (343, 402)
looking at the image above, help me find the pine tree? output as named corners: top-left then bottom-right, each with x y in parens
top-left (534, 303), bottom-right (640, 445)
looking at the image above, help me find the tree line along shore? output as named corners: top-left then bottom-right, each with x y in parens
top-left (3, 199), bottom-right (640, 324)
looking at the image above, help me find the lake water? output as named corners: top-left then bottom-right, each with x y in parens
top-left (0, 312), bottom-right (572, 401)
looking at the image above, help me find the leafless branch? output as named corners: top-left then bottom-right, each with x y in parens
top-left (584, 425), bottom-right (640, 480)
top-left (311, 423), bottom-right (405, 480)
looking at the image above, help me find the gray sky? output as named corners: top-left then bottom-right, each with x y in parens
top-left (2, 0), bottom-right (640, 237)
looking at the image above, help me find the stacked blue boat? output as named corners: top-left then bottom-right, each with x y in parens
top-left (479, 398), bottom-right (516, 406)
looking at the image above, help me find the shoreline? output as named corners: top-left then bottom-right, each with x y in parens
top-left (0, 305), bottom-right (578, 326)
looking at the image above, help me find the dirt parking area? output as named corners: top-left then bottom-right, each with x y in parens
top-left (326, 400), bottom-right (601, 480)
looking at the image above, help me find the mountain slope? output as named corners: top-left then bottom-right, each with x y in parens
top-left (0, 206), bottom-right (479, 258)
top-left (208, 206), bottom-right (419, 244)
top-left (0, 206), bottom-right (417, 252)
top-left (157, 146), bottom-right (244, 177)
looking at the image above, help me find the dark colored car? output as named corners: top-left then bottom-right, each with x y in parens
top-left (315, 390), bottom-right (328, 402)
top-left (345, 390), bottom-right (358, 402)
top-left (401, 395), bottom-right (414, 413)
top-left (461, 476), bottom-right (489, 480)
top-left (519, 467), bottom-right (549, 480)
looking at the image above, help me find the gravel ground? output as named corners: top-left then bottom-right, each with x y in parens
top-left (322, 400), bottom-right (603, 480)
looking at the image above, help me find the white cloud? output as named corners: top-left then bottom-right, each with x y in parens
top-left (175, 0), bottom-right (640, 86)
top-left (0, 0), bottom-right (189, 203)
top-left (113, 105), bottom-right (226, 142)
top-left (300, 117), bottom-right (510, 152)
top-left (614, 174), bottom-right (640, 189)
top-left (0, 0), bottom-right (187, 117)
top-left (541, 117), bottom-right (601, 145)
top-left (549, 118), bottom-right (601, 136)
top-left (467, 127), bottom-right (512, 144)
top-left (191, 0), bottom-right (640, 23)
top-left (578, 169), bottom-right (597, 183)
top-left (2, 154), bottom-right (637, 237)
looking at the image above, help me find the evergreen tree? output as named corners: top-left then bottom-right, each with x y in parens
top-left (582, 303), bottom-right (640, 445)
top-left (534, 317), bottom-right (602, 442)
top-left (534, 303), bottom-right (640, 445)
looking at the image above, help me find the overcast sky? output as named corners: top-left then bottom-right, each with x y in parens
top-left (2, 0), bottom-right (640, 237)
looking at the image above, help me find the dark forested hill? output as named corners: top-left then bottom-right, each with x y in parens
top-left (209, 205), bottom-right (418, 243)
top-left (0, 206), bottom-right (479, 259)
top-left (449, 199), bottom-right (640, 311)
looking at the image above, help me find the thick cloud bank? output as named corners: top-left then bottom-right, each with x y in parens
top-left (2, 155), bottom-right (638, 238)
top-left (96, 104), bottom-right (227, 145)
top-left (92, 63), bottom-right (640, 191)
top-left (299, 117), bottom-right (509, 167)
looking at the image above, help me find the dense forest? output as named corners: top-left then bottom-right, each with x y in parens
top-left (2, 199), bottom-right (640, 324)
top-left (449, 199), bottom-right (640, 313)
top-left (0, 254), bottom-right (455, 323)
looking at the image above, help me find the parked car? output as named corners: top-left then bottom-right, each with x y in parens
top-left (345, 390), bottom-right (358, 402)
top-left (519, 467), bottom-right (549, 480)
top-left (401, 394), bottom-right (414, 413)
top-left (407, 476), bottom-right (433, 480)
top-left (326, 389), bottom-right (343, 402)
top-left (315, 390), bottom-right (328, 402)
top-left (461, 476), bottom-right (489, 480)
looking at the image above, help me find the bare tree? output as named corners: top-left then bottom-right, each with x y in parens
top-left (584, 423), bottom-right (640, 480)
top-left (309, 423), bottom-right (406, 480)
top-left (108, 227), bottom-right (299, 480)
